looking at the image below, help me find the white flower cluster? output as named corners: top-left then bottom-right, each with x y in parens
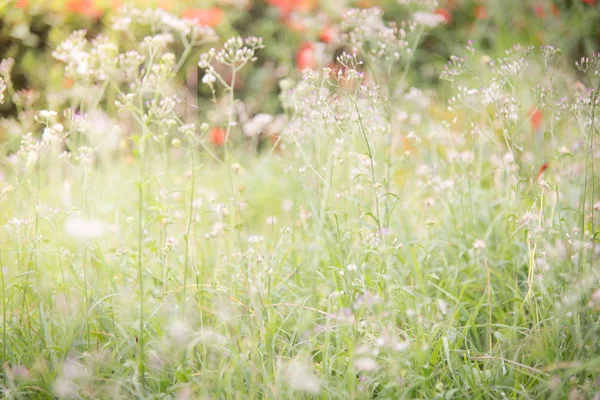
top-left (111, 5), bottom-right (217, 43)
top-left (199, 36), bottom-right (264, 93)
top-left (342, 8), bottom-right (416, 64)
top-left (413, 11), bottom-right (445, 28)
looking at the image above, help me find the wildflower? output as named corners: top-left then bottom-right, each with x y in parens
top-left (0, 77), bottom-right (5, 104)
top-left (474, 5), bottom-right (488, 20)
top-left (243, 113), bottom-right (273, 137)
top-left (181, 8), bottom-right (225, 27)
top-left (533, 3), bottom-right (560, 18)
top-left (64, 216), bottom-right (110, 241)
top-left (434, 8), bottom-right (452, 24)
top-left (266, 0), bottom-right (316, 18)
top-left (66, 0), bottom-right (102, 19)
top-left (215, 36), bottom-right (264, 66)
top-left (296, 42), bottom-right (316, 70)
top-left (406, 132), bottom-right (421, 144)
top-left (413, 12), bottom-right (445, 28)
top-left (282, 199), bottom-right (293, 211)
top-left (202, 72), bottom-right (217, 86)
top-left (164, 237), bottom-right (177, 252)
top-left (0, 58), bottom-right (14, 77)
top-left (319, 26), bottom-right (339, 44)
top-left (354, 357), bottom-right (377, 372)
top-left (210, 127), bottom-right (226, 146)
top-left (42, 124), bottom-right (65, 144)
top-left (248, 235), bottom-right (264, 244)
top-left (529, 107), bottom-right (543, 131)
top-left (536, 163), bottom-right (549, 182)
top-left (347, 263), bottom-right (358, 271)
top-left (37, 110), bottom-right (58, 121)
top-left (473, 239), bottom-right (486, 250)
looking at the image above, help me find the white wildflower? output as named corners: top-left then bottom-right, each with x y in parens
top-left (473, 239), bottom-right (486, 250)
top-left (64, 216), bottom-right (110, 241)
top-left (354, 357), bottom-right (378, 372)
top-left (243, 113), bottom-right (273, 137)
top-left (413, 12), bottom-right (445, 28)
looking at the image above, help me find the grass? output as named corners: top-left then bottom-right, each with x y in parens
top-left (0, 7), bottom-right (599, 400)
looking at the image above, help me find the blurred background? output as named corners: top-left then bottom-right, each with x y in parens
top-left (1, 0), bottom-right (599, 120)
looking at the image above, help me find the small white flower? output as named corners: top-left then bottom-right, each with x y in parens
top-left (354, 357), bottom-right (377, 372)
top-left (37, 110), bottom-right (58, 120)
top-left (64, 216), bottom-right (110, 241)
top-left (281, 199), bottom-right (293, 212)
top-left (243, 113), bottom-right (273, 137)
top-left (248, 235), bottom-right (264, 244)
top-left (413, 12), bottom-right (445, 28)
top-left (347, 263), bottom-right (358, 272)
top-left (202, 72), bottom-right (217, 85)
top-left (473, 239), bottom-right (486, 250)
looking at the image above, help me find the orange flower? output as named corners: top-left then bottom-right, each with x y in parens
top-left (66, 0), bottom-right (103, 19)
top-left (16, 0), bottom-right (28, 8)
top-left (434, 8), bottom-right (452, 24)
top-left (181, 8), bottom-right (225, 27)
top-left (210, 127), bottom-right (226, 146)
top-left (474, 5), bottom-right (488, 20)
top-left (63, 77), bottom-right (75, 89)
top-left (296, 42), bottom-right (316, 70)
top-left (529, 108), bottom-right (543, 131)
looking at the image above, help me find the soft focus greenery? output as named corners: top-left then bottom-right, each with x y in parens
top-left (0, 1), bottom-right (599, 399)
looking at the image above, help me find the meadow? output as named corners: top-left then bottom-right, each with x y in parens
top-left (0, 1), bottom-right (599, 398)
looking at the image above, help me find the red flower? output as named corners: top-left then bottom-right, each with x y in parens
top-left (210, 127), bottom-right (226, 146)
top-left (266, 0), bottom-right (316, 18)
top-left (533, 3), bottom-right (560, 18)
top-left (296, 42), bottom-right (316, 70)
top-left (536, 163), bottom-right (549, 181)
top-left (181, 8), bottom-right (225, 27)
top-left (529, 108), bottom-right (543, 131)
top-left (66, 0), bottom-right (103, 19)
top-left (319, 26), bottom-right (339, 44)
top-left (584, 0), bottom-right (596, 4)
top-left (434, 8), bottom-right (452, 24)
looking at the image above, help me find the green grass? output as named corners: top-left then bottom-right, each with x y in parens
top-left (0, 6), bottom-right (599, 399)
